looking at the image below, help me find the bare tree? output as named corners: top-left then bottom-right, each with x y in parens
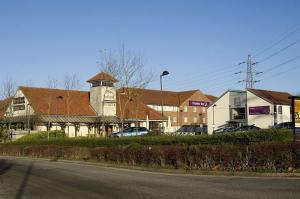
top-left (1, 77), bottom-right (17, 140)
top-left (44, 77), bottom-right (59, 139)
top-left (63, 73), bottom-right (80, 136)
top-left (46, 77), bottom-right (59, 89)
top-left (98, 45), bottom-right (153, 133)
top-left (1, 77), bottom-right (16, 100)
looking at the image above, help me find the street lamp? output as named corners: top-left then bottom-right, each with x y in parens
top-left (212, 104), bottom-right (217, 133)
top-left (160, 70), bottom-right (169, 117)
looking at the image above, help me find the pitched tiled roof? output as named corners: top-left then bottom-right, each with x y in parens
top-left (18, 86), bottom-right (166, 121)
top-left (87, 72), bottom-right (118, 83)
top-left (20, 87), bottom-right (96, 116)
top-left (248, 89), bottom-right (292, 105)
top-left (117, 94), bottom-right (167, 121)
top-left (0, 98), bottom-right (12, 118)
top-left (205, 94), bottom-right (217, 102)
top-left (119, 88), bottom-right (203, 106)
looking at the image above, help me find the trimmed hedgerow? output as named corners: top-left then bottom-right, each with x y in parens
top-left (16, 131), bottom-right (66, 143)
top-left (6, 129), bottom-right (293, 148)
top-left (0, 141), bottom-right (299, 172)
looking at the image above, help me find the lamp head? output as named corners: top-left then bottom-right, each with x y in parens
top-left (161, 71), bottom-right (169, 77)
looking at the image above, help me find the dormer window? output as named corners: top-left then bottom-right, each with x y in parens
top-left (13, 97), bottom-right (25, 104)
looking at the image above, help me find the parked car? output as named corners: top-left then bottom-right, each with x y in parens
top-left (177, 125), bottom-right (207, 135)
top-left (213, 127), bottom-right (236, 134)
top-left (273, 122), bottom-right (293, 129)
top-left (110, 127), bottom-right (149, 138)
top-left (233, 125), bottom-right (260, 132)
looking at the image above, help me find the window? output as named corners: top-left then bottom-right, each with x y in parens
top-left (184, 117), bottom-right (188, 123)
top-left (13, 97), bottom-right (25, 105)
top-left (234, 97), bottom-right (241, 106)
top-left (202, 117), bottom-right (206, 123)
top-left (173, 117), bottom-right (177, 123)
top-left (13, 105), bottom-right (25, 111)
top-left (202, 107), bottom-right (206, 113)
top-left (184, 106), bottom-right (188, 112)
top-left (193, 117), bottom-right (197, 123)
top-left (278, 106), bottom-right (282, 114)
top-left (193, 107), bottom-right (197, 112)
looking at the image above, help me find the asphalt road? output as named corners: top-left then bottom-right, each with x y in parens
top-left (0, 157), bottom-right (300, 199)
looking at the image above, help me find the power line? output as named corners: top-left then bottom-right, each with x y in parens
top-left (173, 68), bottom-right (240, 91)
top-left (263, 64), bottom-right (300, 81)
top-left (167, 63), bottom-right (241, 86)
top-left (258, 39), bottom-right (300, 64)
top-left (253, 26), bottom-right (300, 57)
top-left (261, 54), bottom-right (300, 75)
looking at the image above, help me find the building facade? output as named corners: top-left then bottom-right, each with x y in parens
top-left (0, 71), bottom-right (214, 137)
top-left (207, 89), bottom-right (292, 134)
top-left (123, 88), bottom-right (213, 132)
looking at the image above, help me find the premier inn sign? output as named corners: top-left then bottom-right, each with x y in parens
top-left (189, 100), bottom-right (210, 107)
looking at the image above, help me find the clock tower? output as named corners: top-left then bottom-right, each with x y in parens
top-left (87, 72), bottom-right (118, 116)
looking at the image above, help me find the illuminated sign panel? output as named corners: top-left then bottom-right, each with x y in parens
top-left (295, 99), bottom-right (300, 128)
top-left (249, 106), bottom-right (270, 115)
top-left (189, 101), bottom-right (209, 107)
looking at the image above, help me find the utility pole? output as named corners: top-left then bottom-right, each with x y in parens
top-left (246, 54), bottom-right (253, 89)
top-left (236, 54), bottom-right (261, 89)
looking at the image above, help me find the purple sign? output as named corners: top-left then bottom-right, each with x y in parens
top-left (249, 106), bottom-right (270, 115)
top-left (189, 101), bottom-right (210, 107)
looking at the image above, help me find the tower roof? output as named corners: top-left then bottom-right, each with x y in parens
top-left (87, 72), bottom-right (118, 83)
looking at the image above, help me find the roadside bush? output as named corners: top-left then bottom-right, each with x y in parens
top-left (16, 130), bottom-right (66, 143)
top-left (8, 129), bottom-right (293, 148)
top-left (1, 141), bottom-right (299, 172)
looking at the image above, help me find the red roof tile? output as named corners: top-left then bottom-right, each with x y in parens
top-left (0, 98), bottom-right (12, 118)
top-left (119, 88), bottom-right (206, 106)
top-left (20, 87), bottom-right (96, 116)
top-left (248, 89), bottom-right (292, 105)
top-left (205, 94), bottom-right (217, 102)
top-left (87, 72), bottom-right (118, 83)
top-left (117, 94), bottom-right (167, 121)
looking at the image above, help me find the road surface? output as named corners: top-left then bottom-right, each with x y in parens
top-left (0, 156), bottom-right (300, 199)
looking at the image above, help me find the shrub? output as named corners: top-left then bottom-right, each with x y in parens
top-left (1, 141), bottom-right (298, 172)
top-left (16, 130), bottom-right (66, 142)
top-left (5, 129), bottom-right (293, 148)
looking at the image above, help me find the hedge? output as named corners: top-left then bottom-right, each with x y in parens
top-left (0, 141), bottom-right (299, 172)
top-left (6, 129), bottom-right (293, 148)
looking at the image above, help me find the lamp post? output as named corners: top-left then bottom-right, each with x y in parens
top-left (160, 70), bottom-right (169, 133)
top-left (27, 103), bottom-right (31, 134)
top-left (212, 104), bottom-right (217, 133)
top-left (160, 71), bottom-right (169, 117)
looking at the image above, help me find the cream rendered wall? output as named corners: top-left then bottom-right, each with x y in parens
top-left (77, 125), bottom-right (89, 137)
top-left (5, 89), bottom-right (35, 117)
top-left (66, 125), bottom-right (76, 137)
top-left (36, 126), bottom-right (47, 131)
top-left (90, 86), bottom-right (116, 117)
top-left (247, 91), bottom-right (274, 128)
top-left (276, 105), bottom-right (291, 124)
top-left (207, 92), bottom-right (230, 134)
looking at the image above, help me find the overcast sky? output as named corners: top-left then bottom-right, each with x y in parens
top-left (1, 0), bottom-right (300, 97)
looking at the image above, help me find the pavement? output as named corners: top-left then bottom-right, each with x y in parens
top-left (1, 156), bottom-right (300, 199)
